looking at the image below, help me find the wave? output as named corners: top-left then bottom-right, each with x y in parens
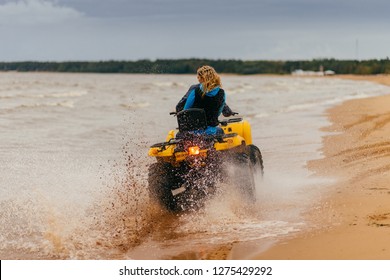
top-left (120, 102), bottom-right (150, 109)
top-left (0, 95), bottom-right (14, 100)
top-left (226, 83), bottom-right (254, 95)
top-left (280, 92), bottom-right (377, 114)
top-left (43, 91), bottom-right (88, 98)
top-left (1, 101), bottom-right (75, 113)
top-left (0, 91), bottom-right (88, 100)
top-left (152, 82), bottom-right (186, 88)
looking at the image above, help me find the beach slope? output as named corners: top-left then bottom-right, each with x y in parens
top-left (256, 76), bottom-right (390, 259)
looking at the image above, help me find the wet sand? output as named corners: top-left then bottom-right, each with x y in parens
top-left (255, 74), bottom-right (390, 259)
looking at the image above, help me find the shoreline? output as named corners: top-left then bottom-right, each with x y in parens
top-left (253, 74), bottom-right (390, 259)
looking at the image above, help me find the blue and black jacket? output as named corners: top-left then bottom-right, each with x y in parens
top-left (183, 84), bottom-right (225, 128)
top-left (176, 84), bottom-right (233, 117)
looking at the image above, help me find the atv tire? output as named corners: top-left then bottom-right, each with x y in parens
top-left (231, 151), bottom-right (256, 203)
top-left (248, 144), bottom-right (264, 176)
top-left (148, 162), bottom-right (179, 212)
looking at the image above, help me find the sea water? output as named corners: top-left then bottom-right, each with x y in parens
top-left (1, 72), bottom-right (389, 259)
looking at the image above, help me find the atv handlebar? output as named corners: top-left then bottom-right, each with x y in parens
top-left (219, 117), bottom-right (243, 126)
top-left (171, 111), bottom-right (239, 116)
top-left (170, 110), bottom-right (242, 126)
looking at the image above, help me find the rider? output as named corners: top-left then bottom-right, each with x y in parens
top-left (176, 85), bottom-right (234, 117)
top-left (180, 65), bottom-right (228, 135)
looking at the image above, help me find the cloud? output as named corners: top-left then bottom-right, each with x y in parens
top-left (0, 0), bottom-right (84, 25)
top-left (0, 0), bottom-right (388, 61)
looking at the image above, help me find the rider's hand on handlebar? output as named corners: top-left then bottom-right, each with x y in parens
top-left (223, 111), bottom-right (239, 117)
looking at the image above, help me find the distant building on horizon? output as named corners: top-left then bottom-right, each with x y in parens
top-left (291, 69), bottom-right (335, 76)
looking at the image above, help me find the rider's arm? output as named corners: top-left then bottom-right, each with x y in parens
top-left (222, 103), bottom-right (234, 117)
top-left (176, 84), bottom-right (198, 112)
top-left (183, 89), bottom-right (196, 110)
top-left (217, 92), bottom-right (226, 116)
top-left (176, 96), bottom-right (187, 112)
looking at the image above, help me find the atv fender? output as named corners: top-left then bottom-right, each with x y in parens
top-left (222, 120), bottom-right (252, 145)
top-left (165, 130), bottom-right (175, 142)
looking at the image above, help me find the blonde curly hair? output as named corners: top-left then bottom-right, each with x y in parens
top-left (197, 65), bottom-right (222, 94)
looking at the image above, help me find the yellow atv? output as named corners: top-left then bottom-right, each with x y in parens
top-left (148, 108), bottom-right (263, 212)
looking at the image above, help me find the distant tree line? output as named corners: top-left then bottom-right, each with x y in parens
top-left (1, 58), bottom-right (390, 75)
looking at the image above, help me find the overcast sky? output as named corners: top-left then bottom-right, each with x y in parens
top-left (0, 0), bottom-right (389, 61)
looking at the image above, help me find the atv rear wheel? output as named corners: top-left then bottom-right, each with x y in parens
top-left (231, 151), bottom-right (256, 203)
top-left (248, 144), bottom-right (264, 176)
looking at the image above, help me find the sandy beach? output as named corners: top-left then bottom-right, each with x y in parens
top-left (254, 75), bottom-right (390, 259)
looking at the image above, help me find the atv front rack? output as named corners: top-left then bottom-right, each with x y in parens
top-left (150, 138), bottom-right (182, 150)
top-left (219, 117), bottom-right (243, 126)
